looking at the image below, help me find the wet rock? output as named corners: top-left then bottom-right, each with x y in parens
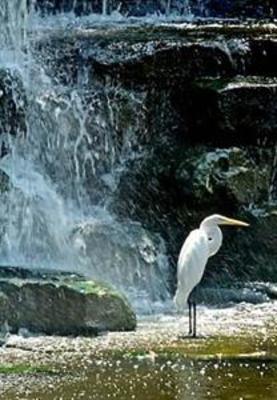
top-left (31, 25), bottom-right (277, 149)
top-left (176, 147), bottom-right (271, 206)
top-left (246, 282), bottom-right (277, 300)
top-left (194, 0), bottom-right (276, 18)
top-left (0, 266), bottom-right (136, 335)
top-left (195, 286), bottom-right (269, 305)
top-left (91, 40), bottom-right (235, 87)
top-left (32, 24), bottom-right (277, 90)
top-left (33, 28), bottom-right (235, 87)
top-left (32, 0), bottom-right (277, 17)
top-left (33, 0), bottom-right (101, 15)
top-left (31, 0), bottom-right (193, 16)
top-left (0, 170), bottom-right (9, 192)
top-left (249, 38), bottom-right (277, 77)
top-left (0, 69), bottom-right (26, 156)
top-left (186, 77), bottom-right (277, 146)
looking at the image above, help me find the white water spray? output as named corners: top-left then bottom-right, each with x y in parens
top-left (166, 0), bottom-right (171, 15)
top-left (102, 0), bottom-right (108, 16)
top-left (0, 0), bottom-right (27, 50)
top-left (0, 0), bottom-right (172, 313)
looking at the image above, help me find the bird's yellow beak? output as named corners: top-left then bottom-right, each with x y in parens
top-left (219, 217), bottom-right (249, 227)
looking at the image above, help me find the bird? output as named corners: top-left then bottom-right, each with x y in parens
top-left (174, 214), bottom-right (249, 338)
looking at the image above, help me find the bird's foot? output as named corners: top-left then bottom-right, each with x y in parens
top-left (177, 332), bottom-right (197, 340)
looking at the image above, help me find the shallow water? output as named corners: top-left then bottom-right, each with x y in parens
top-left (3, 356), bottom-right (276, 400)
top-left (1, 304), bottom-right (277, 400)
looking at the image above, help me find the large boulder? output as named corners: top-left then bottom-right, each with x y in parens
top-left (0, 266), bottom-right (136, 335)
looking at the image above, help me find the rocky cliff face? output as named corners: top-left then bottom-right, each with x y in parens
top-left (1, 21), bottom-right (277, 306)
top-left (28, 22), bottom-right (277, 294)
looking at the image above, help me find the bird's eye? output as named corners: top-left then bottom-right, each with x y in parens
top-left (208, 237), bottom-right (212, 241)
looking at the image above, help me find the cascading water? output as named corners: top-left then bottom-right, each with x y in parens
top-left (0, 0), bottom-right (172, 313)
top-left (0, 0), bottom-right (27, 65)
top-left (102, 0), bottom-right (108, 15)
top-left (0, 0), bottom-right (26, 49)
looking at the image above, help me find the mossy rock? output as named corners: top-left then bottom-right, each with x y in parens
top-left (0, 266), bottom-right (136, 335)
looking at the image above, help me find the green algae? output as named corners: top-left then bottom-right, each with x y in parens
top-left (107, 333), bottom-right (277, 364)
top-left (64, 279), bottom-right (129, 303)
top-left (65, 280), bottom-right (111, 296)
top-left (0, 363), bottom-right (56, 375)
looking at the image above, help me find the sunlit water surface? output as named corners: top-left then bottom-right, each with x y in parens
top-left (1, 304), bottom-right (277, 400)
top-left (4, 358), bottom-right (276, 400)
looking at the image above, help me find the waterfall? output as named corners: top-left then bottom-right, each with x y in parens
top-left (269, 144), bottom-right (277, 203)
top-left (166, 0), bottom-right (171, 15)
top-left (0, 0), bottom-right (27, 64)
top-left (0, 0), bottom-right (171, 313)
top-left (102, 0), bottom-right (108, 16)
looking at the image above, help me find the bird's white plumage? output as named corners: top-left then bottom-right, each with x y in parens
top-left (174, 214), bottom-right (249, 314)
top-left (174, 228), bottom-right (209, 311)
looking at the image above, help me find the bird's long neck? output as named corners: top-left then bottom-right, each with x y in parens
top-left (200, 223), bottom-right (223, 257)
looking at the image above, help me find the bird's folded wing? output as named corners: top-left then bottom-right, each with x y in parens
top-left (174, 229), bottom-right (209, 310)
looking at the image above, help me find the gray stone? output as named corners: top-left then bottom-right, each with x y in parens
top-left (0, 266), bottom-right (136, 335)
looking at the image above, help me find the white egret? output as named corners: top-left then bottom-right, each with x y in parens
top-left (174, 214), bottom-right (249, 337)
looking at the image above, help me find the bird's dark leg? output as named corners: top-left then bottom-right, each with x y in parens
top-left (188, 300), bottom-right (192, 336)
top-left (188, 288), bottom-right (198, 338)
top-left (192, 302), bottom-right (197, 338)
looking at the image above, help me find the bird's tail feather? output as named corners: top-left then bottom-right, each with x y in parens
top-left (173, 288), bottom-right (189, 313)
